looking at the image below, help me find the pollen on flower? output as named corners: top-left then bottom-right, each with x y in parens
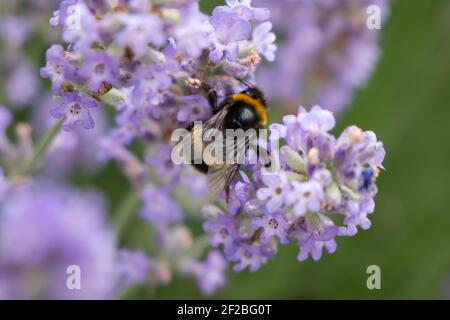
top-left (307, 147), bottom-right (320, 164)
top-left (239, 50), bottom-right (261, 71)
top-left (15, 122), bottom-right (32, 137)
top-left (347, 125), bottom-right (365, 144)
top-left (185, 77), bottom-right (202, 89)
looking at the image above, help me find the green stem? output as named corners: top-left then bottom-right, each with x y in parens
top-left (19, 117), bottom-right (64, 176)
top-left (113, 191), bottom-right (139, 241)
top-left (186, 234), bottom-right (210, 259)
top-left (174, 233), bottom-right (210, 264)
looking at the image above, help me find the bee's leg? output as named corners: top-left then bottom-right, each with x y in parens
top-left (224, 165), bottom-right (239, 203)
top-left (225, 186), bottom-right (231, 203)
top-left (201, 82), bottom-right (219, 112)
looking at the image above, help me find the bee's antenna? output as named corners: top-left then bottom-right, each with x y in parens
top-left (235, 77), bottom-right (255, 89)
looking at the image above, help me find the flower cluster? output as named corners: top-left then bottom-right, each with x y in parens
top-left (256, 0), bottom-right (389, 114)
top-left (203, 106), bottom-right (385, 270)
top-left (0, 0), bottom-right (389, 298)
top-left (41, 0), bottom-right (276, 137)
top-left (38, 0), bottom-right (276, 295)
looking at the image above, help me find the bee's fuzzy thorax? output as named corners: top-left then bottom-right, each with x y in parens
top-left (231, 93), bottom-right (267, 127)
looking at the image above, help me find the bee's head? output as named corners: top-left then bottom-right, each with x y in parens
top-left (235, 78), bottom-right (267, 108)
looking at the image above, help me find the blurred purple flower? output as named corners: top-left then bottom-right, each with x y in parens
top-left (5, 61), bottom-right (39, 107)
top-left (117, 250), bottom-right (150, 287)
top-left (209, 8), bottom-right (251, 63)
top-left (177, 95), bottom-right (211, 124)
top-left (145, 143), bottom-right (182, 184)
top-left (0, 181), bottom-right (117, 299)
top-left (139, 186), bottom-right (183, 227)
top-left (180, 250), bottom-right (227, 295)
top-left (0, 16), bottom-right (31, 48)
top-left (257, 0), bottom-right (389, 115)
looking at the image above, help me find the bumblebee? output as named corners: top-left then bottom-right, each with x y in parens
top-left (175, 79), bottom-right (268, 200)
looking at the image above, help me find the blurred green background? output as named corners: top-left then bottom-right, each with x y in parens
top-left (3, 0), bottom-right (450, 299)
top-left (154, 0), bottom-right (450, 299)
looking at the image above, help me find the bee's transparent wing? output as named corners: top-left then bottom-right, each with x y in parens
top-left (201, 105), bottom-right (232, 167)
top-left (172, 123), bottom-right (204, 165)
top-left (222, 128), bottom-right (257, 166)
top-left (201, 103), bottom-right (253, 195)
top-left (207, 129), bottom-right (257, 195)
top-left (207, 164), bottom-right (238, 196)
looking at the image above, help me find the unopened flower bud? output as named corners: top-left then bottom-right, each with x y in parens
top-left (281, 145), bottom-right (305, 173)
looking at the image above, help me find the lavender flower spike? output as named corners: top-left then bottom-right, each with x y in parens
top-left (203, 105), bottom-right (385, 271)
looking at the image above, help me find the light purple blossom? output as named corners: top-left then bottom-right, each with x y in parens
top-left (78, 50), bottom-right (118, 92)
top-left (40, 44), bottom-right (70, 93)
top-left (287, 180), bottom-right (324, 217)
top-left (229, 243), bottom-right (273, 272)
top-left (50, 92), bottom-right (98, 130)
top-left (225, 0), bottom-right (270, 21)
top-left (297, 105), bottom-right (335, 134)
top-left (203, 209), bottom-right (237, 249)
top-left (251, 21), bottom-right (277, 62)
top-left (252, 212), bottom-right (289, 244)
top-left (117, 250), bottom-right (150, 287)
top-left (180, 250), bottom-right (227, 295)
top-left (171, 3), bottom-right (213, 59)
top-left (59, 1), bottom-right (100, 48)
top-left (292, 214), bottom-right (340, 262)
top-left (256, 172), bottom-right (290, 212)
top-left (139, 186), bottom-right (183, 227)
top-left (177, 95), bottom-right (212, 124)
top-left (131, 65), bottom-right (173, 113)
top-left (32, 94), bottom-right (107, 177)
top-left (209, 8), bottom-right (251, 63)
top-left (113, 14), bottom-right (165, 58)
